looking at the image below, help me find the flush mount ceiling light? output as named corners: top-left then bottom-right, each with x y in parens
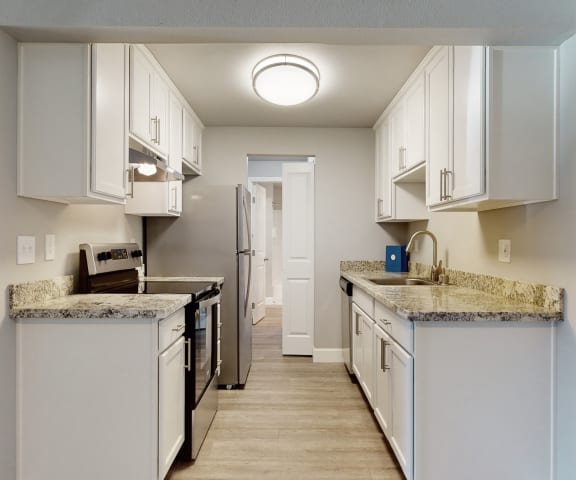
top-left (252, 54), bottom-right (320, 106)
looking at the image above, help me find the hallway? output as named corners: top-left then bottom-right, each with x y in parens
top-left (168, 316), bottom-right (404, 479)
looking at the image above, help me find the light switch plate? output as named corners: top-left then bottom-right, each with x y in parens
top-left (45, 234), bottom-right (56, 261)
top-left (498, 239), bottom-right (511, 263)
top-left (17, 235), bottom-right (36, 265)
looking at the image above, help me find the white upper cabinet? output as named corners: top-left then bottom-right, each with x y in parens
top-left (182, 106), bottom-right (203, 175)
top-left (427, 45), bottom-right (558, 211)
top-left (388, 102), bottom-right (406, 178)
top-left (129, 45), bottom-right (169, 158)
top-left (168, 92), bottom-right (183, 174)
top-left (388, 72), bottom-right (426, 179)
top-left (18, 43), bottom-right (127, 204)
top-left (375, 120), bottom-right (392, 221)
top-left (374, 53), bottom-right (429, 223)
top-left (426, 46), bottom-right (451, 207)
top-left (402, 73), bottom-right (426, 173)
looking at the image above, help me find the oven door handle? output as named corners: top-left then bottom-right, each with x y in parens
top-left (184, 339), bottom-right (192, 372)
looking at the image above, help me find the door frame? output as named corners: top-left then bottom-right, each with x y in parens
top-left (247, 157), bottom-right (316, 357)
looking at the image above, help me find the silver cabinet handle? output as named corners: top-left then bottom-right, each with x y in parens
top-left (184, 338), bottom-right (192, 371)
top-left (150, 116), bottom-right (159, 143)
top-left (377, 198), bottom-right (382, 217)
top-left (444, 169), bottom-right (452, 200)
top-left (171, 323), bottom-right (185, 332)
top-left (355, 316), bottom-right (360, 335)
top-left (381, 319), bottom-right (392, 327)
top-left (440, 169), bottom-right (445, 201)
top-left (193, 144), bottom-right (199, 165)
top-left (170, 184), bottom-right (178, 211)
top-left (127, 167), bottom-right (135, 198)
top-left (381, 338), bottom-right (391, 372)
top-left (157, 118), bottom-right (161, 145)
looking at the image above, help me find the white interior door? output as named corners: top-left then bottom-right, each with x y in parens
top-left (282, 162), bottom-right (314, 355)
top-left (251, 183), bottom-right (267, 324)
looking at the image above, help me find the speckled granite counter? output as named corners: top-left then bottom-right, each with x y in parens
top-left (341, 269), bottom-right (563, 322)
top-left (9, 276), bottom-right (191, 320)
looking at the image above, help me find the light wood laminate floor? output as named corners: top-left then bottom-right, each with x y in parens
top-left (167, 315), bottom-right (404, 480)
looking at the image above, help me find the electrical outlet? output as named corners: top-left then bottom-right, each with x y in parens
top-left (498, 239), bottom-right (511, 263)
top-left (17, 235), bottom-right (36, 264)
top-left (45, 234), bottom-right (56, 261)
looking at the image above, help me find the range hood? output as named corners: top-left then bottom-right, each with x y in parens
top-left (128, 138), bottom-right (184, 182)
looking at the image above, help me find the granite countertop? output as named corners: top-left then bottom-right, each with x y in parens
top-left (342, 270), bottom-right (563, 322)
top-left (11, 293), bottom-right (191, 320)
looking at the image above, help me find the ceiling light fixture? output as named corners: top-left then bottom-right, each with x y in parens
top-left (252, 54), bottom-right (320, 106)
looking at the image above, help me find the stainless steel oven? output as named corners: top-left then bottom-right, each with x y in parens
top-left (78, 243), bottom-right (222, 461)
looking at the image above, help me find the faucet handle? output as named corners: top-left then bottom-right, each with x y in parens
top-left (431, 259), bottom-right (443, 282)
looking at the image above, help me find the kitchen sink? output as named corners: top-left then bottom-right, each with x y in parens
top-left (366, 277), bottom-right (436, 286)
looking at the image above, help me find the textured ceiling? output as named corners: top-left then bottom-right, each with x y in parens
top-left (147, 44), bottom-right (430, 128)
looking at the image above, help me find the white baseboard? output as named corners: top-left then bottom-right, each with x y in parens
top-left (313, 348), bottom-right (344, 363)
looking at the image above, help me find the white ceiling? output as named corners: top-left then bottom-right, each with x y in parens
top-left (4, 1), bottom-right (574, 128)
top-left (146, 44), bottom-right (430, 128)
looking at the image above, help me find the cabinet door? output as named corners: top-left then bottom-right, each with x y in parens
top-left (91, 44), bottom-right (127, 200)
top-left (168, 93), bottom-right (183, 173)
top-left (129, 46), bottom-right (152, 145)
top-left (451, 46), bottom-right (485, 201)
top-left (183, 107), bottom-right (202, 172)
top-left (426, 46), bottom-right (451, 206)
top-left (403, 73), bottom-right (426, 171)
top-left (374, 325), bottom-right (392, 438)
top-left (388, 103), bottom-right (405, 177)
top-left (360, 312), bottom-right (375, 406)
top-left (150, 71), bottom-right (170, 156)
top-left (168, 181), bottom-right (182, 215)
top-left (375, 120), bottom-right (391, 220)
top-left (389, 340), bottom-right (414, 480)
top-left (192, 117), bottom-right (203, 171)
top-left (351, 304), bottom-right (364, 382)
top-left (158, 336), bottom-right (185, 480)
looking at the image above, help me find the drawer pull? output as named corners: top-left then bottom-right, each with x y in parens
top-left (171, 323), bottom-right (185, 332)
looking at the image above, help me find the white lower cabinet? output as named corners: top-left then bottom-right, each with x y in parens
top-left (351, 291), bottom-right (556, 480)
top-left (373, 318), bottom-right (414, 480)
top-left (351, 303), bottom-right (375, 406)
top-left (17, 308), bottom-right (187, 480)
top-left (158, 335), bottom-right (185, 480)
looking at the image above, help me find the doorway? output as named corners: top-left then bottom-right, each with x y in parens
top-left (248, 155), bottom-right (315, 356)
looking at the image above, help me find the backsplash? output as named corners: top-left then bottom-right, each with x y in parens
top-left (9, 275), bottom-right (74, 310)
top-left (409, 262), bottom-right (564, 311)
top-left (340, 260), bottom-right (385, 272)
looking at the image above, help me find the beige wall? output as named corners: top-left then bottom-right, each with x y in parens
top-left (407, 34), bottom-right (576, 479)
top-left (200, 127), bottom-right (406, 349)
top-left (0, 30), bottom-right (142, 480)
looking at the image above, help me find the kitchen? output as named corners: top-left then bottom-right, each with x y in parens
top-left (1, 2), bottom-right (576, 480)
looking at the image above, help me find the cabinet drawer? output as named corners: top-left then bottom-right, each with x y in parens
top-left (353, 288), bottom-right (374, 318)
top-left (375, 301), bottom-right (413, 353)
top-left (159, 308), bottom-right (186, 352)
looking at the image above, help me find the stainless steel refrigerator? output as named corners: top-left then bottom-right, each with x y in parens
top-left (145, 184), bottom-right (252, 387)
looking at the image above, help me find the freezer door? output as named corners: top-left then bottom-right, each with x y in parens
top-left (237, 185), bottom-right (252, 254)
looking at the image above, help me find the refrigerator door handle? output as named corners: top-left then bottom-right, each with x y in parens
top-left (242, 192), bottom-right (252, 319)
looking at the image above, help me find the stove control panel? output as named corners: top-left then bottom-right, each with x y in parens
top-left (80, 243), bottom-right (144, 276)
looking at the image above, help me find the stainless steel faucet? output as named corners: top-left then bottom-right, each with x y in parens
top-left (406, 230), bottom-right (443, 282)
